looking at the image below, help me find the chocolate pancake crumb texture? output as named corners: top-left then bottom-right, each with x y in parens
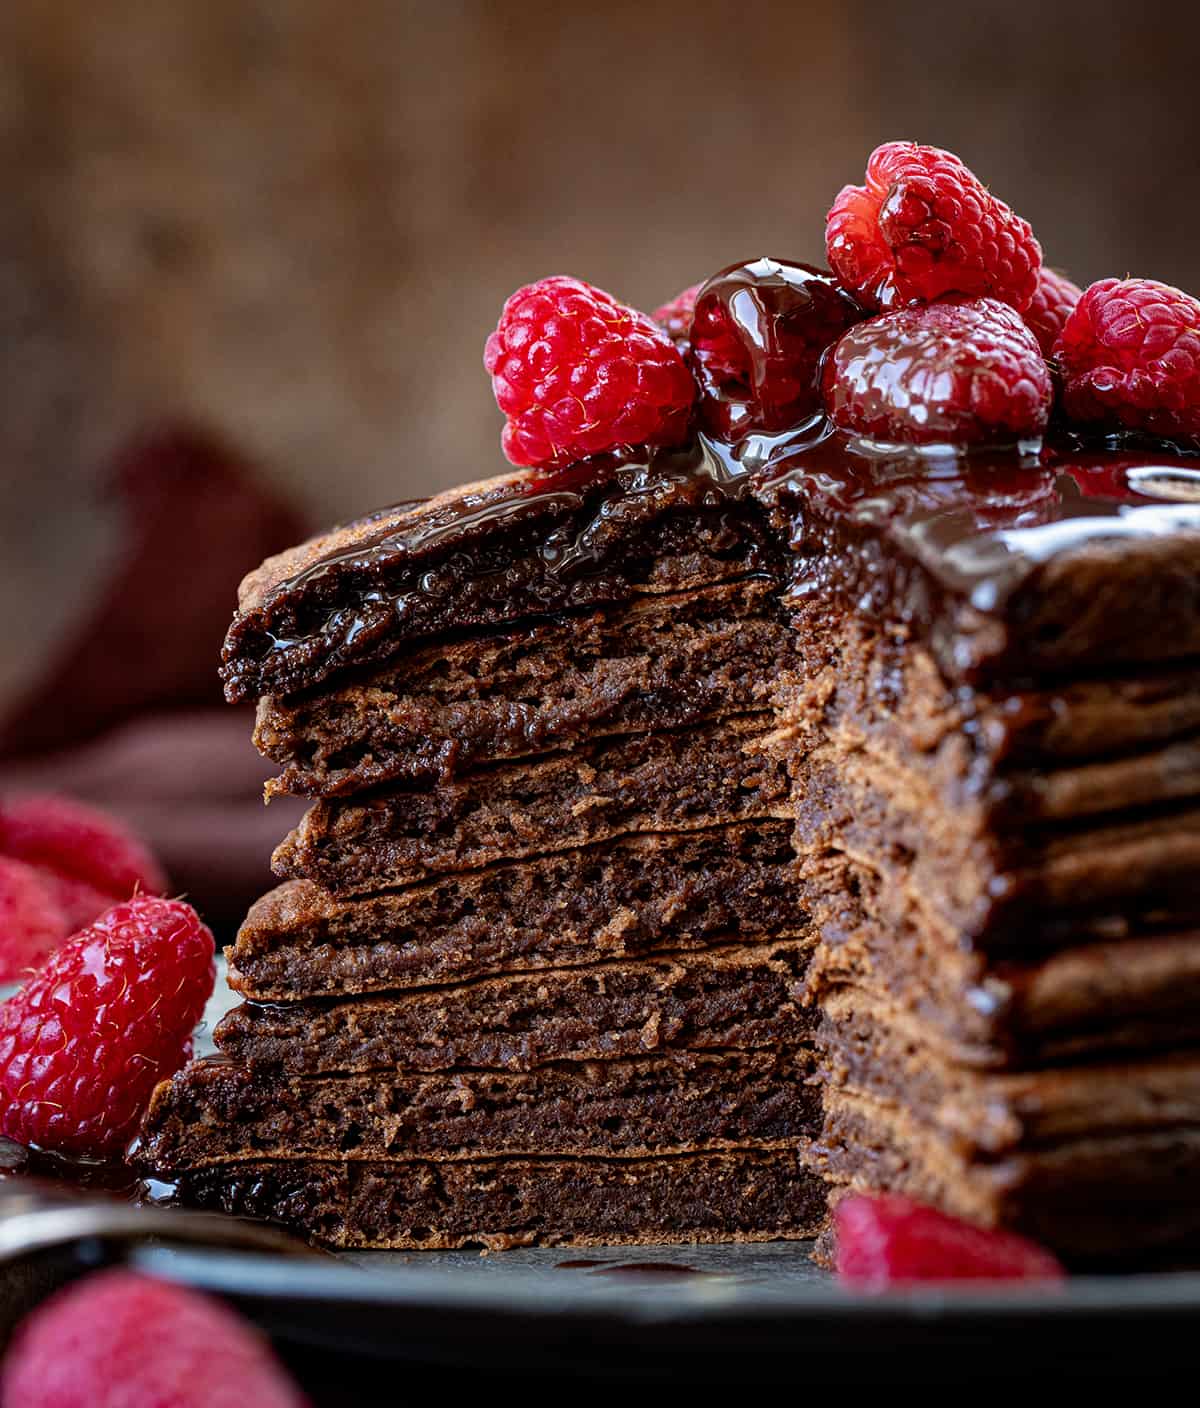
top-left (272, 714), bottom-right (791, 895)
top-left (172, 1149), bottom-right (827, 1251)
top-left (217, 939), bottom-right (815, 1073)
top-left (137, 1048), bottom-right (819, 1169)
top-left (255, 579), bottom-right (794, 796)
top-left (228, 821), bottom-right (807, 999)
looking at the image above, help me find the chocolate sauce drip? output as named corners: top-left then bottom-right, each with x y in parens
top-left (222, 437), bottom-right (782, 700)
top-left (690, 258), bottom-right (863, 437)
top-left (291, 433), bottom-right (1200, 609)
top-left (764, 436), bottom-right (1200, 607)
top-left (283, 439), bottom-right (761, 597)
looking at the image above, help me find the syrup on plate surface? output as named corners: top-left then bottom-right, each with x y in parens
top-left (554, 1258), bottom-right (716, 1278)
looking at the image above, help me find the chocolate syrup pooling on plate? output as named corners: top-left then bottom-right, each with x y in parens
top-left (0, 1135), bottom-right (157, 1203)
top-left (554, 1257), bottom-right (716, 1278)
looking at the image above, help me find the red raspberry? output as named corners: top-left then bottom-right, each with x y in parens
top-left (484, 275), bottom-right (696, 469)
top-left (690, 258), bottom-right (864, 439)
top-left (836, 1194), bottom-right (1066, 1289)
top-left (1024, 266), bottom-right (1082, 358)
top-left (1053, 277), bottom-right (1200, 446)
top-left (823, 297), bottom-right (1052, 446)
top-left (0, 859), bottom-right (69, 981)
top-left (0, 1269), bottom-right (309, 1408)
top-left (826, 142), bottom-right (1042, 313)
top-left (0, 796), bottom-right (166, 932)
top-left (0, 896), bottom-right (214, 1157)
top-left (652, 282), bottom-right (701, 343)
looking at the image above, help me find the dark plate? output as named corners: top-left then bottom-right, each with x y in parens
top-left (128, 1240), bottom-right (1200, 1387)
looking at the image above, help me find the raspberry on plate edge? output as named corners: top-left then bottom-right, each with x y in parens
top-left (0, 895), bottom-right (214, 1159)
top-left (835, 1193), bottom-right (1066, 1289)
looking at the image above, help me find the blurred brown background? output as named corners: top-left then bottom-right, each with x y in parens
top-left (0, 0), bottom-right (1196, 924)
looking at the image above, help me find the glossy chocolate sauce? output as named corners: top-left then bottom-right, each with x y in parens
top-left (763, 433), bottom-right (1200, 605)
top-left (221, 437), bottom-right (781, 700)
top-left (300, 430), bottom-right (1200, 610)
top-left (223, 417), bottom-right (1200, 702)
top-left (690, 258), bottom-right (863, 437)
top-left (0, 1135), bottom-right (158, 1203)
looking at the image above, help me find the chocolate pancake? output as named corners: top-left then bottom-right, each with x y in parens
top-left (812, 1088), bottom-right (1200, 1260)
top-left (168, 1149), bottom-right (827, 1251)
top-left (138, 1048), bottom-right (818, 1167)
top-left (229, 822), bottom-right (809, 1000)
top-left (272, 715), bottom-right (790, 895)
top-left (168, 422), bottom-right (1200, 1261)
top-left (255, 578), bottom-right (794, 797)
top-left (223, 434), bottom-right (1200, 705)
top-left (222, 449), bottom-right (778, 703)
top-left (218, 938), bottom-right (815, 1072)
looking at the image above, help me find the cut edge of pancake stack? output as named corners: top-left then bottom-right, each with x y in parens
top-left (136, 496), bottom-right (832, 1250)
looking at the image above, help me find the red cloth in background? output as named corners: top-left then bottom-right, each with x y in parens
top-left (0, 712), bottom-right (304, 937)
top-left (0, 426), bottom-right (308, 759)
top-left (0, 428), bottom-right (310, 934)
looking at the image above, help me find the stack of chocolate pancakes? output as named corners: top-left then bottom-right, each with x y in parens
top-left (136, 448), bottom-right (828, 1250)
top-left (137, 429), bottom-right (1200, 1259)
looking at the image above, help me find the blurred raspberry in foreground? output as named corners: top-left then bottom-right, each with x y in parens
top-left (0, 895), bottom-right (214, 1157)
top-left (0, 1269), bottom-right (309, 1408)
top-left (0, 856), bottom-right (70, 980)
top-left (836, 1193), bottom-right (1066, 1288)
top-left (0, 793), bottom-right (166, 937)
top-left (0, 793), bottom-right (170, 980)
top-left (0, 424), bottom-right (311, 933)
